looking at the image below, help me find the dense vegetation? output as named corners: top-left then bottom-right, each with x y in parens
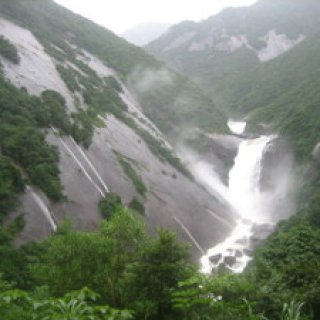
top-left (0, 35), bottom-right (20, 63)
top-left (0, 157), bottom-right (24, 221)
top-left (0, 198), bottom-right (318, 320)
top-left (99, 193), bottom-right (123, 219)
top-left (0, 69), bottom-right (65, 201)
top-left (241, 35), bottom-right (320, 163)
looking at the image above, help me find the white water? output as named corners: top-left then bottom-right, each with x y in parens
top-left (70, 137), bottom-right (110, 193)
top-left (227, 120), bottom-right (247, 135)
top-left (229, 136), bottom-right (274, 222)
top-left (59, 137), bottom-right (105, 197)
top-left (201, 131), bottom-right (275, 274)
top-left (28, 186), bottom-right (57, 232)
top-left (174, 216), bottom-right (205, 255)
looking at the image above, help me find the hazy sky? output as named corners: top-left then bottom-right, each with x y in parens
top-left (54, 0), bottom-right (257, 34)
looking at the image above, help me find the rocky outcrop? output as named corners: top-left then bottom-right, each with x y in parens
top-left (189, 130), bottom-right (243, 185)
top-left (259, 136), bottom-right (296, 222)
top-left (0, 18), bottom-right (75, 110)
top-left (163, 27), bottom-right (305, 63)
top-left (257, 30), bottom-right (305, 62)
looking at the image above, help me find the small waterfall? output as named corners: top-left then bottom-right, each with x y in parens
top-left (59, 136), bottom-right (105, 197)
top-left (28, 186), bottom-right (57, 232)
top-left (70, 137), bottom-right (110, 193)
top-left (174, 216), bottom-right (205, 255)
top-left (201, 130), bottom-right (275, 274)
top-left (227, 120), bottom-right (247, 135)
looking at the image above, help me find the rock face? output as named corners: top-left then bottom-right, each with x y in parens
top-left (0, 17), bottom-right (235, 259)
top-left (207, 134), bottom-right (243, 184)
top-left (312, 143), bottom-right (320, 164)
top-left (257, 30), bottom-right (305, 62)
top-left (259, 137), bottom-right (296, 222)
top-left (186, 130), bottom-right (242, 185)
top-left (0, 18), bottom-right (75, 110)
top-left (185, 29), bottom-right (305, 62)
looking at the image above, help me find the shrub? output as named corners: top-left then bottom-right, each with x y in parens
top-left (99, 193), bottom-right (122, 219)
top-left (0, 36), bottom-right (20, 64)
top-left (129, 198), bottom-right (145, 215)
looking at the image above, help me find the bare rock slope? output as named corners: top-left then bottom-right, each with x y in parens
top-left (1, 18), bottom-right (234, 258)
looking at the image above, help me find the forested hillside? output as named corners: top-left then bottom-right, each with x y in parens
top-left (0, 0), bottom-right (226, 139)
top-left (147, 1), bottom-right (320, 115)
top-left (147, 1), bottom-right (320, 162)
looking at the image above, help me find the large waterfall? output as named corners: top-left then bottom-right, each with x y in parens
top-left (229, 136), bottom-right (274, 222)
top-left (201, 126), bottom-right (276, 274)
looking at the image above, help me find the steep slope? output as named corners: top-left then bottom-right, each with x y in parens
top-left (0, 0), bottom-right (227, 140)
top-left (147, 0), bottom-right (320, 114)
top-left (147, 0), bottom-right (320, 164)
top-left (0, 0), bottom-right (234, 257)
top-left (237, 34), bottom-right (320, 163)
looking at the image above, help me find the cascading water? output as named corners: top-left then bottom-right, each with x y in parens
top-left (201, 125), bottom-right (276, 274)
top-left (229, 136), bottom-right (275, 222)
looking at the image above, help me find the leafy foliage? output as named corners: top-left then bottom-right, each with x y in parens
top-left (0, 157), bottom-right (24, 220)
top-left (0, 73), bottom-right (65, 201)
top-left (0, 35), bottom-right (20, 64)
top-left (99, 193), bottom-right (123, 219)
top-left (0, 286), bottom-right (133, 320)
top-left (129, 198), bottom-right (145, 215)
top-left (0, 199), bottom-right (316, 320)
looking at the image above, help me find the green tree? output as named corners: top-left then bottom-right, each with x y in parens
top-left (99, 193), bottom-right (123, 219)
top-left (33, 206), bottom-right (147, 307)
top-left (124, 230), bottom-right (192, 319)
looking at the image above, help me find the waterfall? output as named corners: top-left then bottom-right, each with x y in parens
top-left (227, 120), bottom-right (247, 135)
top-left (70, 137), bottom-right (110, 193)
top-left (59, 136), bottom-right (105, 197)
top-left (229, 136), bottom-right (274, 222)
top-left (201, 132), bottom-right (275, 274)
top-left (28, 186), bottom-right (57, 232)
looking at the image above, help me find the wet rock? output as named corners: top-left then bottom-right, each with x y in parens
top-left (209, 253), bottom-right (222, 264)
top-left (251, 224), bottom-right (274, 241)
top-left (224, 256), bottom-right (237, 267)
top-left (235, 250), bottom-right (243, 257)
top-left (186, 130), bottom-right (242, 184)
top-left (235, 238), bottom-right (249, 245)
top-left (243, 248), bottom-right (254, 256)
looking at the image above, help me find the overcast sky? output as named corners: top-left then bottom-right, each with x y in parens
top-left (54, 0), bottom-right (257, 34)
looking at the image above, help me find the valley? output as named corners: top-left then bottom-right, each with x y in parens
top-left (0, 0), bottom-right (319, 319)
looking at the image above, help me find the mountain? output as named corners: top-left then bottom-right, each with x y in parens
top-left (147, 0), bottom-right (320, 111)
top-left (147, 0), bottom-right (320, 162)
top-left (1, 0), bottom-right (320, 319)
top-left (146, 1), bottom-right (320, 317)
top-left (122, 22), bottom-right (171, 46)
top-left (0, 0), bottom-right (231, 255)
